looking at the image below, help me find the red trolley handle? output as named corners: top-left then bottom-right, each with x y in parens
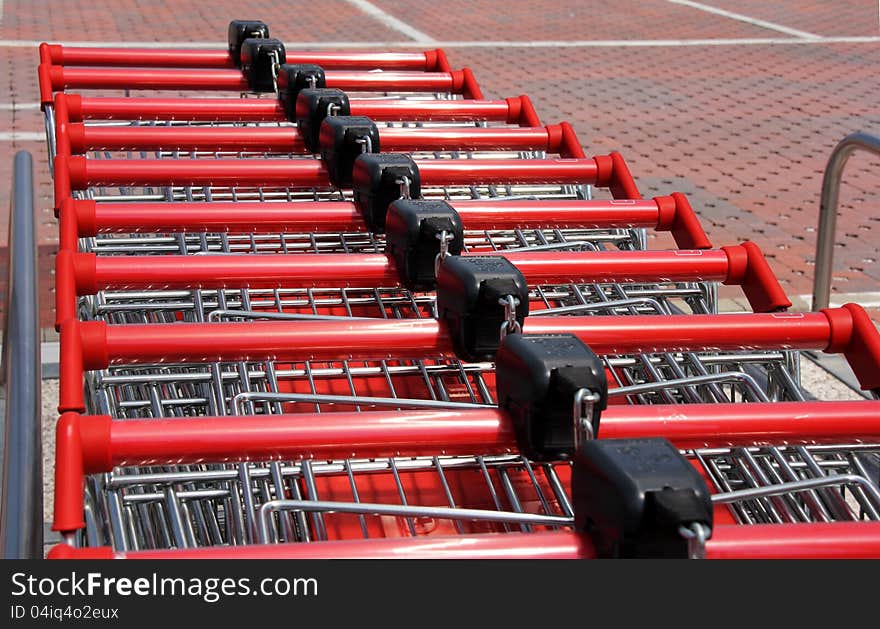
top-left (39, 65), bottom-right (478, 107)
top-left (50, 401), bottom-right (880, 533)
top-left (40, 43), bottom-right (447, 71)
top-left (66, 122), bottom-right (576, 156)
top-left (47, 523), bottom-right (880, 560)
top-left (55, 242), bottom-right (789, 328)
top-left (57, 305), bottom-right (880, 412)
top-left (61, 93), bottom-right (540, 125)
top-left (53, 154), bottom-right (640, 206)
top-left (60, 194), bottom-right (709, 251)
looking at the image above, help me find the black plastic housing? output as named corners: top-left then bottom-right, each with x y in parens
top-left (385, 199), bottom-right (464, 290)
top-left (278, 64), bottom-right (327, 120)
top-left (295, 88), bottom-right (352, 148)
top-left (495, 333), bottom-right (607, 461)
top-left (319, 116), bottom-right (381, 188)
top-left (352, 154), bottom-right (421, 232)
top-left (227, 20), bottom-right (270, 67)
top-left (435, 256), bottom-right (529, 362)
top-left (239, 38), bottom-right (286, 93)
top-left (572, 438), bottom-right (714, 558)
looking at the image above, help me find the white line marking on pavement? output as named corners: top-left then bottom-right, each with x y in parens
top-left (794, 292), bottom-right (880, 309)
top-left (0, 132), bottom-right (45, 141)
top-left (0, 102), bottom-right (40, 110)
top-left (2, 36), bottom-right (877, 49)
top-left (342, 0), bottom-right (436, 43)
top-left (667, 0), bottom-right (820, 39)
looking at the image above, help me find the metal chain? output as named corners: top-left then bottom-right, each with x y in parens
top-left (498, 295), bottom-right (522, 339)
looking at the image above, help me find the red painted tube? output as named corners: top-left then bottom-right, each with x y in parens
top-left (44, 45), bottom-right (234, 68)
top-left (69, 95), bottom-right (288, 123)
top-left (508, 249), bottom-right (732, 285)
top-left (111, 409), bottom-right (516, 466)
top-left (100, 318), bottom-right (452, 366)
top-left (71, 247), bottom-right (784, 315)
top-left (48, 532), bottom-right (598, 560)
top-left (284, 51), bottom-right (436, 70)
top-left (704, 521), bottom-right (880, 559)
top-left (49, 65), bottom-right (464, 93)
top-left (599, 400), bottom-right (880, 448)
top-left (354, 98), bottom-right (520, 123)
top-left (66, 95), bottom-right (519, 124)
top-left (68, 124), bottom-right (307, 154)
top-left (71, 310), bottom-right (845, 368)
top-left (66, 156), bottom-right (603, 190)
top-left (525, 311), bottom-right (836, 354)
top-left (75, 199), bottom-right (364, 236)
top-left (67, 195), bottom-right (713, 251)
top-left (417, 158), bottom-right (600, 186)
top-left (47, 523), bottom-right (880, 559)
top-left (45, 45), bottom-right (433, 70)
top-left (440, 198), bottom-right (668, 230)
top-left (103, 401), bottom-right (880, 466)
top-left (49, 66), bottom-right (249, 91)
top-left (51, 402), bottom-right (880, 533)
top-left (66, 123), bottom-right (559, 154)
top-left (67, 155), bottom-right (332, 189)
top-left (59, 307), bottom-right (878, 411)
top-left (374, 126), bottom-right (557, 152)
top-left (67, 247), bottom-right (754, 326)
top-left (77, 252), bottom-right (401, 291)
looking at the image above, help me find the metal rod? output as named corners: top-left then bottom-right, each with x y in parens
top-left (0, 152), bottom-right (43, 559)
top-left (256, 500), bottom-right (571, 543)
top-left (812, 132), bottom-right (880, 310)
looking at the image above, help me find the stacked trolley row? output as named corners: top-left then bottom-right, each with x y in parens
top-left (40, 21), bottom-right (880, 559)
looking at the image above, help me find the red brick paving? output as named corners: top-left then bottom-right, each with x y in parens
top-left (0, 0), bottom-right (405, 42)
top-left (369, 0), bottom-right (777, 40)
top-left (710, 1), bottom-right (880, 37)
top-left (0, 1), bottom-right (878, 329)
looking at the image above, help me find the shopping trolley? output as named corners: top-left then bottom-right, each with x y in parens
top-left (40, 21), bottom-right (880, 559)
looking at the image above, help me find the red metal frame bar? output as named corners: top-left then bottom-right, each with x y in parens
top-left (60, 194), bottom-right (710, 251)
top-left (40, 43), bottom-right (445, 71)
top-left (63, 94), bottom-right (540, 125)
top-left (39, 65), bottom-right (479, 106)
top-left (53, 153), bottom-right (638, 206)
top-left (56, 304), bottom-right (880, 412)
top-left (56, 243), bottom-right (789, 325)
top-left (50, 401), bottom-right (880, 533)
top-left (47, 523), bottom-right (880, 559)
top-left (66, 122), bottom-right (572, 155)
